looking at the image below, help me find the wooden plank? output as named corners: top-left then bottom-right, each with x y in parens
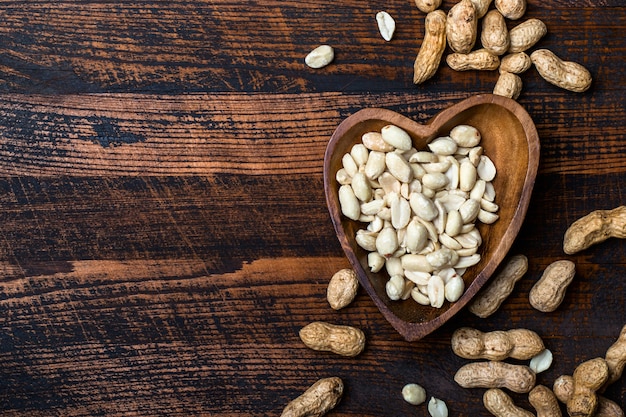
top-left (0, 170), bottom-right (624, 415)
top-left (0, 249), bottom-right (623, 415)
top-left (0, 2), bottom-right (623, 93)
top-left (0, 0), bottom-right (623, 415)
top-left (0, 175), bottom-right (338, 264)
top-left (0, 92), bottom-right (624, 176)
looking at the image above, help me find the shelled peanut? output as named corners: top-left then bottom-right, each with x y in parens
top-left (304, 45), bottom-right (334, 69)
top-left (402, 383), bottom-right (427, 405)
top-left (402, 383), bottom-right (450, 417)
top-left (428, 397), bottom-right (449, 417)
top-left (530, 348), bottom-right (554, 374)
top-left (336, 123), bottom-right (500, 308)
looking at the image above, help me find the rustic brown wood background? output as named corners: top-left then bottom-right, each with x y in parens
top-left (0, 0), bottom-right (624, 415)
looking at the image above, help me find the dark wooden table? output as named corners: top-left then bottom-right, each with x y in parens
top-left (0, 1), bottom-right (624, 416)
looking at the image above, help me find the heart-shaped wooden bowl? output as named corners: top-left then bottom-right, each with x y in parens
top-left (324, 94), bottom-right (540, 341)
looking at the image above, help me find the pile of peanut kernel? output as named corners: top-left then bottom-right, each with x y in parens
top-left (337, 123), bottom-right (499, 308)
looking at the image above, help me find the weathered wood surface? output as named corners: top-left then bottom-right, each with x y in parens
top-left (0, 0), bottom-right (624, 415)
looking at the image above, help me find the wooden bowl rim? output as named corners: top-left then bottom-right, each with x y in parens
top-left (323, 94), bottom-right (540, 341)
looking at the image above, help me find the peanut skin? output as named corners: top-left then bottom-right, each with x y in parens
top-left (508, 18), bottom-right (547, 53)
top-left (299, 322), bottom-right (365, 357)
top-left (568, 358), bottom-right (610, 417)
top-left (454, 361), bottom-right (536, 393)
top-left (529, 385), bottom-right (562, 417)
top-left (451, 327), bottom-right (544, 361)
top-left (493, 71), bottom-right (522, 99)
top-left (414, 0), bottom-right (443, 13)
top-left (507, 329), bottom-right (546, 360)
top-left (483, 388), bottom-right (534, 417)
top-left (446, 0), bottom-right (477, 54)
top-left (563, 206), bottom-right (626, 254)
top-left (471, 0), bottom-right (493, 18)
top-left (447, 49), bottom-right (500, 71)
top-left (531, 49), bottom-right (592, 93)
top-left (469, 254), bottom-right (528, 318)
top-left (452, 328), bottom-right (511, 360)
top-left (500, 52), bottom-right (532, 74)
top-left (495, 0), bottom-right (526, 20)
top-left (554, 375), bottom-right (625, 417)
top-left (326, 268), bottom-right (359, 310)
top-left (529, 259), bottom-right (576, 313)
top-left (281, 377), bottom-right (343, 417)
top-left (604, 324), bottom-right (626, 387)
top-left (553, 374), bottom-right (574, 403)
top-left (413, 10), bottom-right (447, 84)
top-left (594, 400), bottom-right (626, 417)
top-left (481, 10), bottom-right (509, 55)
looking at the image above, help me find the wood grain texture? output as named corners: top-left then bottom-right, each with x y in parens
top-left (0, 2), bottom-right (623, 93)
top-left (0, 92), bottom-right (623, 176)
top-left (0, 0), bottom-right (624, 415)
